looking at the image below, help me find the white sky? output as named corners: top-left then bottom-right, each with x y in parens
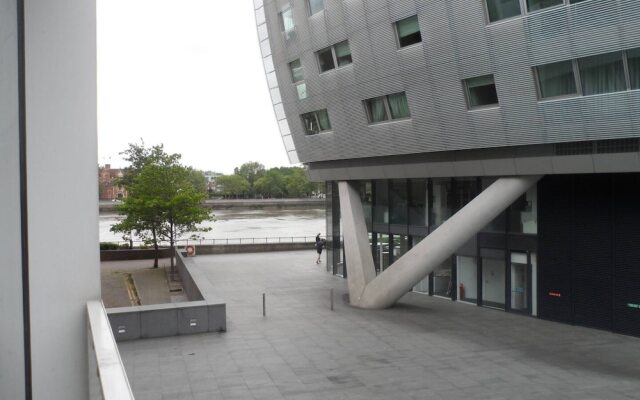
top-left (97, 0), bottom-right (291, 174)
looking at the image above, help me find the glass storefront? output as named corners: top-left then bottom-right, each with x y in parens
top-left (392, 234), bottom-right (409, 263)
top-left (373, 180), bottom-right (389, 225)
top-left (390, 180), bottom-right (408, 226)
top-left (510, 252), bottom-right (528, 311)
top-left (433, 258), bottom-right (453, 298)
top-left (409, 179), bottom-right (428, 227)
top-left (375, 233), bottom-right (390, 273)
top-left (509, 186), bottom-right (537, 234)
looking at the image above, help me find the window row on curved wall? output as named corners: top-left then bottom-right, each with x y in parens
top-left (298, 46), bottom-right (639, 134)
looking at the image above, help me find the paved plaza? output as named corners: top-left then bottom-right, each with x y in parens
top-left (118, 251), bottom-right (640, 400)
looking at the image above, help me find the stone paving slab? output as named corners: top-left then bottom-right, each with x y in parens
top-left (118, 251), bottom-right (640, 400)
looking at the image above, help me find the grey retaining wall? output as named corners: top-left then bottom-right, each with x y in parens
top-left (106, 251), bottom-right (226, 341)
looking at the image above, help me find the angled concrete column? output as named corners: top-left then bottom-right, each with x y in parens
top-left (338, 181), bottom-right (377, 304)
top-left (339, 176), bottom-right (541, 309)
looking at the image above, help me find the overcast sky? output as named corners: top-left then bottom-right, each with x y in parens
top-left (97, 0), bottom-right (290, 174)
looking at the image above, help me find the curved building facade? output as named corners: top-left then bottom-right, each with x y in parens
top-left (256, 0), bottom-right (640, 336)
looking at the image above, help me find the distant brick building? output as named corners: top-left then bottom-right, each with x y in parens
top-left (98, 164), bottom-right (127, 200)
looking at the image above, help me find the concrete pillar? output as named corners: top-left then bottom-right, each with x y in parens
top-left (338, 181), bottom-right (376, 304)
top-left (1, 1), bottom-right (100, 398)
top-left (340, 176), bottom-right (541, 309)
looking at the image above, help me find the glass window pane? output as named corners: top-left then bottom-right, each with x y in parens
top-left (388, 92), bottom-right (411, 119)
top-left (375, 233), bottom-right (390, 271)
top-left (360, 182), bottom-right (373, 227)
top-left (481, 178), bottom-right (506, 232)
top-left (536, 60), bottom-right (577, 99)
top-left (334, 41), bottom-right (352, 67)
top-left (301, 112), bottom-right (318, 135)
top-left (296, 83), bottom-right (307, 100)
top-left (578, 52), bottom-right (626, 96)
top-left (432, 178), bottom-right (452, 228)
top-left (628, 48), bottom-right (640, 90)
top-left (457, 256), bottom-right (477, 303)
top-left (289, 59), bottom-right (304, 83)
top-left (308, 0), bottom-right (323, 15)
top-left (396, 15), bottom-right (422, 48)
top-left (280, 8), bottom-right (294, 32)
top-left (392, 235), bottom-right (409, 264)
top-left (374, 180), bottom-right (389, 225)
top-left (485, 0), bottom-right (521, 23)
top-left (465, 75), bottom-right (499, 108)
top-left (454, 177), bottom-right (478, 212)
top-left (508, 186), bottom-right (537, 234)
top-left (365, 97), bottom-right (388, 123)
top-left (409, 179), bottom-right (428, 227)
top-left (390, 179), bottom-right (408, 225)
top-left (316, 109), bottom-right (331, 131)
top-left (317, 47), bottom-right (335, 72)
top-left (527, 0), bottom-right (563, 12)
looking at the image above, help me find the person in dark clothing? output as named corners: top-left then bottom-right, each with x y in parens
top-left (315, 233), bottom-right (325, 264)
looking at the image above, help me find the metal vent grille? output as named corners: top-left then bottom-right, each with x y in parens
top-left (595, 138), bottom-right (640, 154)
top-left (555, 141), bottom-right (594, 156)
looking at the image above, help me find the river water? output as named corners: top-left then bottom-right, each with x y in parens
top-left (99, 208), bottom-right (326, 244)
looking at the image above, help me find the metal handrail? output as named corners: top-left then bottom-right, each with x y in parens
top-left (102, 235), bottom-right (326, 248)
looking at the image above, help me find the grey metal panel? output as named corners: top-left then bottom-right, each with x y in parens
top-left (551, 155), bottom-right (595, 174)
top-left (262, 0), bottom-right (640, 165)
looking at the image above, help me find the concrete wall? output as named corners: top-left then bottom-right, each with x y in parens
top-left (24, 1), bottom-right (100, 399)
top-left (263, 0), bottom-right (640, 164)
top-left (0, 0), bottom-right (25, 398)
top-left (100, 248), bottom-right (172, 261)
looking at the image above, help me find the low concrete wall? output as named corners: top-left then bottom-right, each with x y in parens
top-left (106, 251), bottom-right (226, 341)
top-left (100, 248), bottom-right (171, 261)
top-left (101, 242), bottom-right (313, 261)
top-left (196, 242), bottom-right (313, 255)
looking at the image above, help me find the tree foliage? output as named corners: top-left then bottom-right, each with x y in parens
top-left (216, 175), bottom-right (250, 198)
top-left (215, 165), bottom-right (323, 198)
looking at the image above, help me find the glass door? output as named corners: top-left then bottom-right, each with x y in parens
top-left (481, 248), bottom-right (505, 309)
top-left (509, 252), bottom-right (531, 314)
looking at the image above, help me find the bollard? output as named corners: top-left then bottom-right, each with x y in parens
top-left (263, 293), bottom-right (266, 317)
top-left (330, 288), bottom-right (334, 311)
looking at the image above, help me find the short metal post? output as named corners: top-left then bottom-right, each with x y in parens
top-left (262, 293), bottom-right (266, 317)
top-left (330, 288), bottom-right (334, 311)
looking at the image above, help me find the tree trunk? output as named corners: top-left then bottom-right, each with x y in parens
top-left (152, 227), bottom-right (158, 268)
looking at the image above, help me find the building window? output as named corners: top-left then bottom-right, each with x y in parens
top-left (527, 0), bottom-right (563, 12)
top-left (316, 41), bottom-right (352, 73)
top-left (289, 59), bottom-right (307, 100)
top-left (364, 92), bottom-right (411, 124)
top-left (534, 60), bottom-right (577, 99)
top-left (308, 0), bottom-right (323, 16)
top-left (463, 75), bottom-right (499, 109)
top-left (301, 109), bottom-right (331, 135)
top-left (485, 0), bottom-right (521, 23)
top-left (395, 15), bottom-right (422, 48)
top-left (627, 48), bottom-right (640, 90)
top-left (279, 6), bottom-right (294, 33)
top-left (578, 51), bottom-right (626, 96)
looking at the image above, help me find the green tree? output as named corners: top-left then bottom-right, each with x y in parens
top-left (254, 170), bottom-right (285, 198)
top-left (284, 168), bottom-right (313, 197)
top-left (113, 164), bottom-right (212, 269)
top-left (217, 175), bottom-right (250, 198)
top-left (118, 140), bottom-right (181, 187)
top-left (234, 161), bottom-right (265, 196)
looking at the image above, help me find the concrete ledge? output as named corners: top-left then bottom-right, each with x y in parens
top-left (106, 251), bottom-right (226, 341)
top-left (100, 248), bottom-right (171, 261)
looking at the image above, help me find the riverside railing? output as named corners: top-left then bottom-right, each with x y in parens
top-left (104, 235), bottom-right (324, 248)
top-left (87, 300), bottom-right (135, 400)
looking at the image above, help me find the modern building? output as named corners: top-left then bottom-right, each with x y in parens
top-left (256, 0), bottom-right (640, 337)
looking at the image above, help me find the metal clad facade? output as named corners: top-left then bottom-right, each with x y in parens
top-left (262, 0), bottom-right (640, 164)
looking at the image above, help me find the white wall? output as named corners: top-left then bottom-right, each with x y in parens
top-left (25, 1), bottom-right (100, 399)
top-left (0, 0), bottom-right (26, 398)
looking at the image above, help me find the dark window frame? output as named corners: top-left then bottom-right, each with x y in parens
top-left (363, 92), bottom-right (411, 124)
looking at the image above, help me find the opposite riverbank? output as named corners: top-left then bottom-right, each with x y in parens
top-left (99, 197), bottom-right (324, 212)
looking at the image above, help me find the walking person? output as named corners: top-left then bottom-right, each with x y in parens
top-left (315, 233), bottom-right (325, 264)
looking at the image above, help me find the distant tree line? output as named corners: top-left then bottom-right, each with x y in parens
top-left (213, 161), bottom-right (324, 199)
